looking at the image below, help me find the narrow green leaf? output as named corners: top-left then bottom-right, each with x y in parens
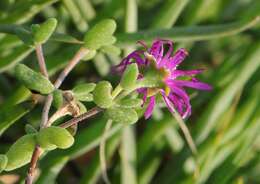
top-left (195, 43), bottom-right (260, 144)
top-left (0, 0), bottom-right (58, 24)
top-left (120, 126), bottom-right (137, 184)
top-left (116, 16), bottom-right (260, 46)
top-left (0, 102), bottom-right (33, 136)
top-left (151, 0), bottom-right (190, 28)
top-left (0, 45), bottom-right (33, 73)
top-left (80, 134), bottom-right (120, 184)
top-left (35, 156), bottom-right (69, 184)
top-left (61, 0), bottom-right (88, 32)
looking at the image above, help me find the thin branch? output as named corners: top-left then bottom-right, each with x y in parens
top-left (60, 106), bottom-right (102, 128)
top-left (26, 46), bottom-right (89, 184)
top-left (54, 47), bottom-right (89, 88)
top-left (35, 44), bottom-right (48, 77)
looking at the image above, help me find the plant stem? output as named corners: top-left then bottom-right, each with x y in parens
top-left (26, 46), bottom-right (89, 184)
top-left (54, 47), bottom-right (89, 88)
top-left (60, 106), bottom-right (102, 128)
top-left (170, 108), bottom-right (198, 155)
top-left (35, 44), bottom-right (48, 77)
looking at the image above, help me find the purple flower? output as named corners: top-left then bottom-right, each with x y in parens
top-left (114, 39), bottom-right (212, 119)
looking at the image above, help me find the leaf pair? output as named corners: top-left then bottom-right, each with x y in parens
top-left (0, 126), bottom-right (74, 172)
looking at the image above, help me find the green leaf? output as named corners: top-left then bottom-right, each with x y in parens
top-left (101, 45), bottom-right (121, 56)
top-left (120, 63), bottom-right (139, 91)
top-left (25, 124), bottom-right (38, 134)
top-left (105, 107), bottom-right (138, 124)
top-left (151, 0), bottom-right (189, 28)
top-left (5, 134), bottom-right (37, 171)
top-left (40, 118), bottom-right (122, 162)
top-left (15, 64), bottom-right (55, 95)
top-left (53, 89), bottom-right (63, 109)
top-left (0, 45), bottom-right (33, 73)
top-left (72, 83), bottom-right (96, 102)
top-left (35, 156), bottom-right (69, 184)
top-left (84, 19), bottom-right (117, 50)
top-left (120, 126), bottom-right (137, 184)
top-left (79, 134), bottom-right (120, 184)
top-left (0, 0), bottom-right (58, 24)
top-left (0, 154), bottom-right (8, 173)
top-left (36, 126), bottom-right (74, 151)
top-left (93, 81), bottom-right (113, 108)
top-left (32, 18), bottom-right (58, 44)
top-left (116, 98), bottom-right (142, 108)
top-left (0, 102), bottom-right (33, 136)
top-left (82, 49), bottom-right (97, 61)
top-left (195, 43), bottom-right (260, 144)
top-left (116, 16), bottom-right (260, 46)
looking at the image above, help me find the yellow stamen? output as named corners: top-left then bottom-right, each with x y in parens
top-left (165, 86), bottom-right (170, 96)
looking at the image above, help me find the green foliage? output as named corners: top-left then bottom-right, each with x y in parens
top-left (0, 154), bottom-right (8, 173)
top-left (53, 89), bottom-right (63, 109)
top-left (31, 18), bottom-right (57, 44)
top-left (15, 64), bottom-right (54, 94)
top-left (72, 83), bottom-right (96, 102)
top-left (93, 81), bottom-right (113, 108)
top-left (105, 107), bottom-right (138, 124)
top-left (116, 98), bottom-right (142, 108)
top-left (25, 124), bottom-right (38, 134)
top-left (0, 1), bottom-right (260, 183)
top-left (83, 19), bottom-right (117, 50)
top-left (5, 134), bottom-right (36, 171)
top-left (120, 63), bottom-right (139, 91)
top-left (36, 126), bottom-right (74, 151)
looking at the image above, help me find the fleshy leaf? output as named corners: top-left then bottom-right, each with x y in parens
top-left (36, 126), bottom-right (74, 151)
top-left (101, 45), bottom-right (121, 56)
top-left (93, 81), bottom-right (113, 108)
top-left (120, 63), bottom-right (139, 90)
top-left (83, 49), bottom-right (97, 61)
top-left (5, 134), bottom-right (36, 171)
top-left (53, 89), bottom-right (63, 109)
top-left (105, 107), bottom-right (138, 124)
top-left (72, 83), bottom-right (96, 102)
top-left (15, 64), bottom-right (54, 94)
top-left (116, 98), bottom-right (143, 108)
top-left (31, 18), bottom-right (58, 44)
top-left (25, 124), bottom-right (37, 134)
top-left (83, 19), bottom-right (117, 50)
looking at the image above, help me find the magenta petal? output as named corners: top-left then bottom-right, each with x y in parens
top-left (149, 40), bottom-right (164, 64)
top-left (167, 48), bottom-right (188, 70)
top-left (144, 96), bottom-right (156, 119)
top-left (173, 79), bottom-right (212, 91)
top-left (158, 40), bottom-right (174, 68)
top-left (171, 69), bottom-right (204, 78)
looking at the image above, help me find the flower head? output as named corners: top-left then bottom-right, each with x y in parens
top-left (114, 39), bottom-right (212, 119)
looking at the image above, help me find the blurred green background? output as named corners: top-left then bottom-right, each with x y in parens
top-left (0, 0), bottom-right (260, 183)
